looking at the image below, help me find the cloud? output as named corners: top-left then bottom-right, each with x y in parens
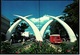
top-left (29, 15), bottom-right (51, 30)
top-left (30, 18), bottom-right (39, 23)
top-left (30, 15), bottom-right (50, 23)
top-left (39, 15), bottom-right (50, 22)
top-left (36, 24), bottom-right (42, 27)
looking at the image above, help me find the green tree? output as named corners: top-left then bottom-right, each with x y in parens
top-left (50, 0), bottom-right (79, 40)
top-left (63, 0), bottom-right (79, 40)
top-left (45, 33), bottom-right (50, 39)
top-left (50, 20), bottom-right (60, 34)
top-left (20, 23), bottom-right (29, 32)
top-left (11, 18), bottom-right (29, 42)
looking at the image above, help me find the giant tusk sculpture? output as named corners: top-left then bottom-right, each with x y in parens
top-left (6, 19), bottom-right (22, 40)
top-left (6, 15), bottom-right (77, 42)
top-left (48, 15), bottom-right (77, 42)
top-left (14, 15), bottom-right (43, 41)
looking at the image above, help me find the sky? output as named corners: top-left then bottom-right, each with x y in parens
top-left (1, 1), bottom-right (73, 35)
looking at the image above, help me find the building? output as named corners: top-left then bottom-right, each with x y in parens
top-left (21, 32), bottom-right (29, 37)
top-left (1, 15), bottom-right (10, 41)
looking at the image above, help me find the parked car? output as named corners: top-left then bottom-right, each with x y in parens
top-left (49, 34), bottom-right (62, 44)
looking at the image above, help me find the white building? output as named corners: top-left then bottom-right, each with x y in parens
top-left (21, 32), bottom-right (29, 37)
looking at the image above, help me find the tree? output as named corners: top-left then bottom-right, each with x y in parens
top-left (63, 0), bottom-right (79, 40)
top-left (50, 0), bottom-right (79, 40)
top-left (11, 18), bottom-right (29, 42)
top-left (11, 18), bottom-right (20, 25)
top-left (45, 33), bottom-right (50, 39)
top-left (20, 23), bottom-right (29, 32)
top-left (49, 20), bottom-right (60, 34)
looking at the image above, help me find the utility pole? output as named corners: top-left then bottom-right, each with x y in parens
top-left (39, 0), bottom-right (40, 31)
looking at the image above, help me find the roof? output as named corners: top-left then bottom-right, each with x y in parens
top-left (1, 15), bottom-right (10, 21)
top-left (50, 34), bottom-right (60, 36)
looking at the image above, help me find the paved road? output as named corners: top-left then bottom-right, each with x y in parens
top-left (12, 41), bottom-right (33, 50)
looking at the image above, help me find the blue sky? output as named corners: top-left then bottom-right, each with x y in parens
top-left (1, 1), bottom-right (73, 35)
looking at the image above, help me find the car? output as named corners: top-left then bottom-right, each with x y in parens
top-left (50, 34), bottom-right (62, 44)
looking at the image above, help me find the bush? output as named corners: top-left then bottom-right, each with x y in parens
top-left (1, 40), bottom-right (79, 54)
top-left (1, 42), bottom-right (19, 54)
top-left (59, 40), bottom-right (79, 54)
top-left (20, 41), bottom-right (56, 54)
top-left (1, 42), bottom-right (12, 53)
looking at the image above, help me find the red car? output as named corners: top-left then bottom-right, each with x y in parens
top-left (50, 34), bottom-right (62, 44)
